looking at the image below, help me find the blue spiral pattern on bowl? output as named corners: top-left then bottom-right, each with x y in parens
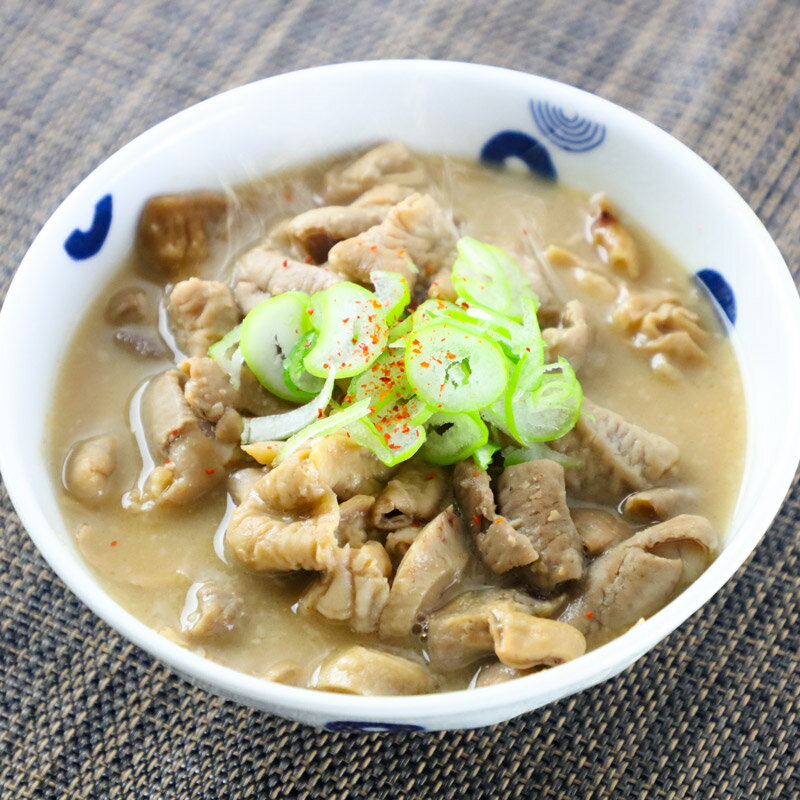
top-left (695, 268), bottom-right (736, 325)
top-left (325, 720), bottom-right (425, 733)
top-left (480, 131), bottom-right (556, 181)
top-left (64, 194), bottom-right (113, 260)
top-left (530, 100), bottom-right (606, 153)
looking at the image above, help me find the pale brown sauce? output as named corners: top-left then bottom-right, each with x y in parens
top-left (47, 154), bottom-right (746, 692)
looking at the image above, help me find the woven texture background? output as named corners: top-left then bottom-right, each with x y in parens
top-left (1, 0), bottom-right (799, 797)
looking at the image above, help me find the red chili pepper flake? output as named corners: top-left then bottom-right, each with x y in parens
top-left (282, 259), bottom-right (288, 268)
top-left (342, 317), bottom-right (349, 323)
top-left (411, 521), bottom-right (421, 527)
top-left (397, 249), bottom-right (405, 256)
top-left (165, 460), bottom-right (174, 467)
top-left (522, 228), bottom-right (528, 235)
top-left (285, 191), bottom-right (294, 202)
top-left (426, 473), bottom-right (436, 480)
top-left (206, 467), bottom-right (216, 475)
top-left (472, 471), bottom-right (481, 477)
top-left (110, 540), bottom-right (118, 547)
top-left (370, 245), bottom-right (378, 251)
top-left (420, 361), bottom-right (430, 368)
top-left (171, 429), bottom-right (179, 436)
top-left (586, 611), bottom-right (594, 619)
top-left (307, 308), bottom-right (314, 315)
top-left (472, 515), bottom-right (480, 526)
top-left (305, 256), bottom-right (313, 264)
top-left (446, 352), bottom-right (457, 359)
top-left (317, 408), bottom-right (324, 418)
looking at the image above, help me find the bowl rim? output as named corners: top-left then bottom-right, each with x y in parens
top-left (2, 58), bottom-right (799, 726)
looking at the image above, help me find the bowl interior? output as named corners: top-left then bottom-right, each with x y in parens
top-left (2, 61), bottom-right (798, 729)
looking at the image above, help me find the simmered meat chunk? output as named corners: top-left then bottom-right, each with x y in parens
top-left (180, 582), bottom-right (242, 639)
top-left (426, 589), bottom-right (585, 671)
top-left (180, 356), bottom-right (238, 423)
top-left (324, 142), bottom-right (426, 203)
top-left (105, 287), bottom-right (153, 324)
top-left (179, 357), bottom-right (290, 424)
top-left (328, 193), bottom-right (458, 290)
top-left (168, 278), bottom-right (239, 357)
top-left (622, 486), bottom-right (696, 523)
top-left (543, 300), bottom-right (591, 371)
top-left (112, 329), bottom-right (170, 359)
top-left (551, 398), bottom-right (680, 505)
top-left (307, 435), bottom-right (393, 501)
top-left (350, 183), bottom-right (416, 209)
top-left (564, 515), bottom-right (716, 642)
top-left (225, 452), bottom-right (340, 573)
top-left (589, 194), bottom-right (640, 278)
top-left (571, 508), bottom-right (632, 556)
top-left (427, 264), bottom-right (457, 301)
top-left (474, 662), bottom-right (530, 687)
top-left (384, 526), bottom-right (419, 565)
top-left (496, 460), bottom-right (583, 591)
top-left (371, 460), bottom-right (448, 530)
top-left (613, 286), bottom-right (709, 374)
top-left (227, 467), bottom-right (267, 505)
top-left (314, 646), bottom-right (433, 696)
top-left (138, 191), bottom-right (229, 276)
top-left (138, 370), bottom-right (232, 506)
top-left (301, 541), bottom-right (392, 633)
top-left (282, 205), bottom-right (385, 263)
top-left (232, 245), bottom-right (342, 314)
top-left (452, 462), bottom-right (537, 574)
top-left (336, 494), bottom-right (377, 547)
top-left (63, 435), bottom-right (117, 503)
top-left (379, 507), bottom-right (469, 639)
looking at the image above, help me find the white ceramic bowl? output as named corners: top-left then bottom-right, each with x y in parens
top-left (1, 61), bottom-right (799, 732)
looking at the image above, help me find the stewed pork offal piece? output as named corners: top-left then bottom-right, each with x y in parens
top-left (50, 144), bottom-right (745, 695)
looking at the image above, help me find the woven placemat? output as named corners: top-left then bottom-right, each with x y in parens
top-left (1, 1), bottom-right (798, 797)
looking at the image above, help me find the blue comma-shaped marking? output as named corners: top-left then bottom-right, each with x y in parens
top-left (325, 721), bottom-right (425, 733)
top-left (695, 269), bottom-right (736, 325)
top-left (480, 131), bottom-right (557, 181)
top-left (530, 100), bottom-right (606, 153)
top-left (64, 194), bottom-right (113, 260)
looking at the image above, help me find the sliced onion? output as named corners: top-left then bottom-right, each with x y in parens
top-left (241, 368), bottom-right (336, 444)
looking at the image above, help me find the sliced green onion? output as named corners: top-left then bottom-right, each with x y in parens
top-left (371, 270), bottom-right (410, 326)
top-left (501, 442), bottom-right (580, 468)
top-left (239, 293), bottom-right (312, 402)
top-left (347, 417), bottom-right (427, 467)
top-left (304, 282), bottom-right (388, 378)
top-left (420, 411), bottom-right (488, 465)
top-left (509, 297), bottom-right (544, 366)
top-left (208, 324), bottom-right (243, 390)
top-left (388, 316), bottom-right (413, 343)
top-left (506, 357), bottom-right (583, 443)
top-left (284, 331), bottom-right (325, 398)
top-left (346, 349), bottom-right (411, 413)
top-left (405, 323), bottom-right (507, 413)
top-left (452, 237), bottom-right (533, 319)
top-left (472, 440), bottom-right (501, 470)
top-left (242, 368), bottom-right (336, 444)
top-left (275, 398), bottom-right (372, 465)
